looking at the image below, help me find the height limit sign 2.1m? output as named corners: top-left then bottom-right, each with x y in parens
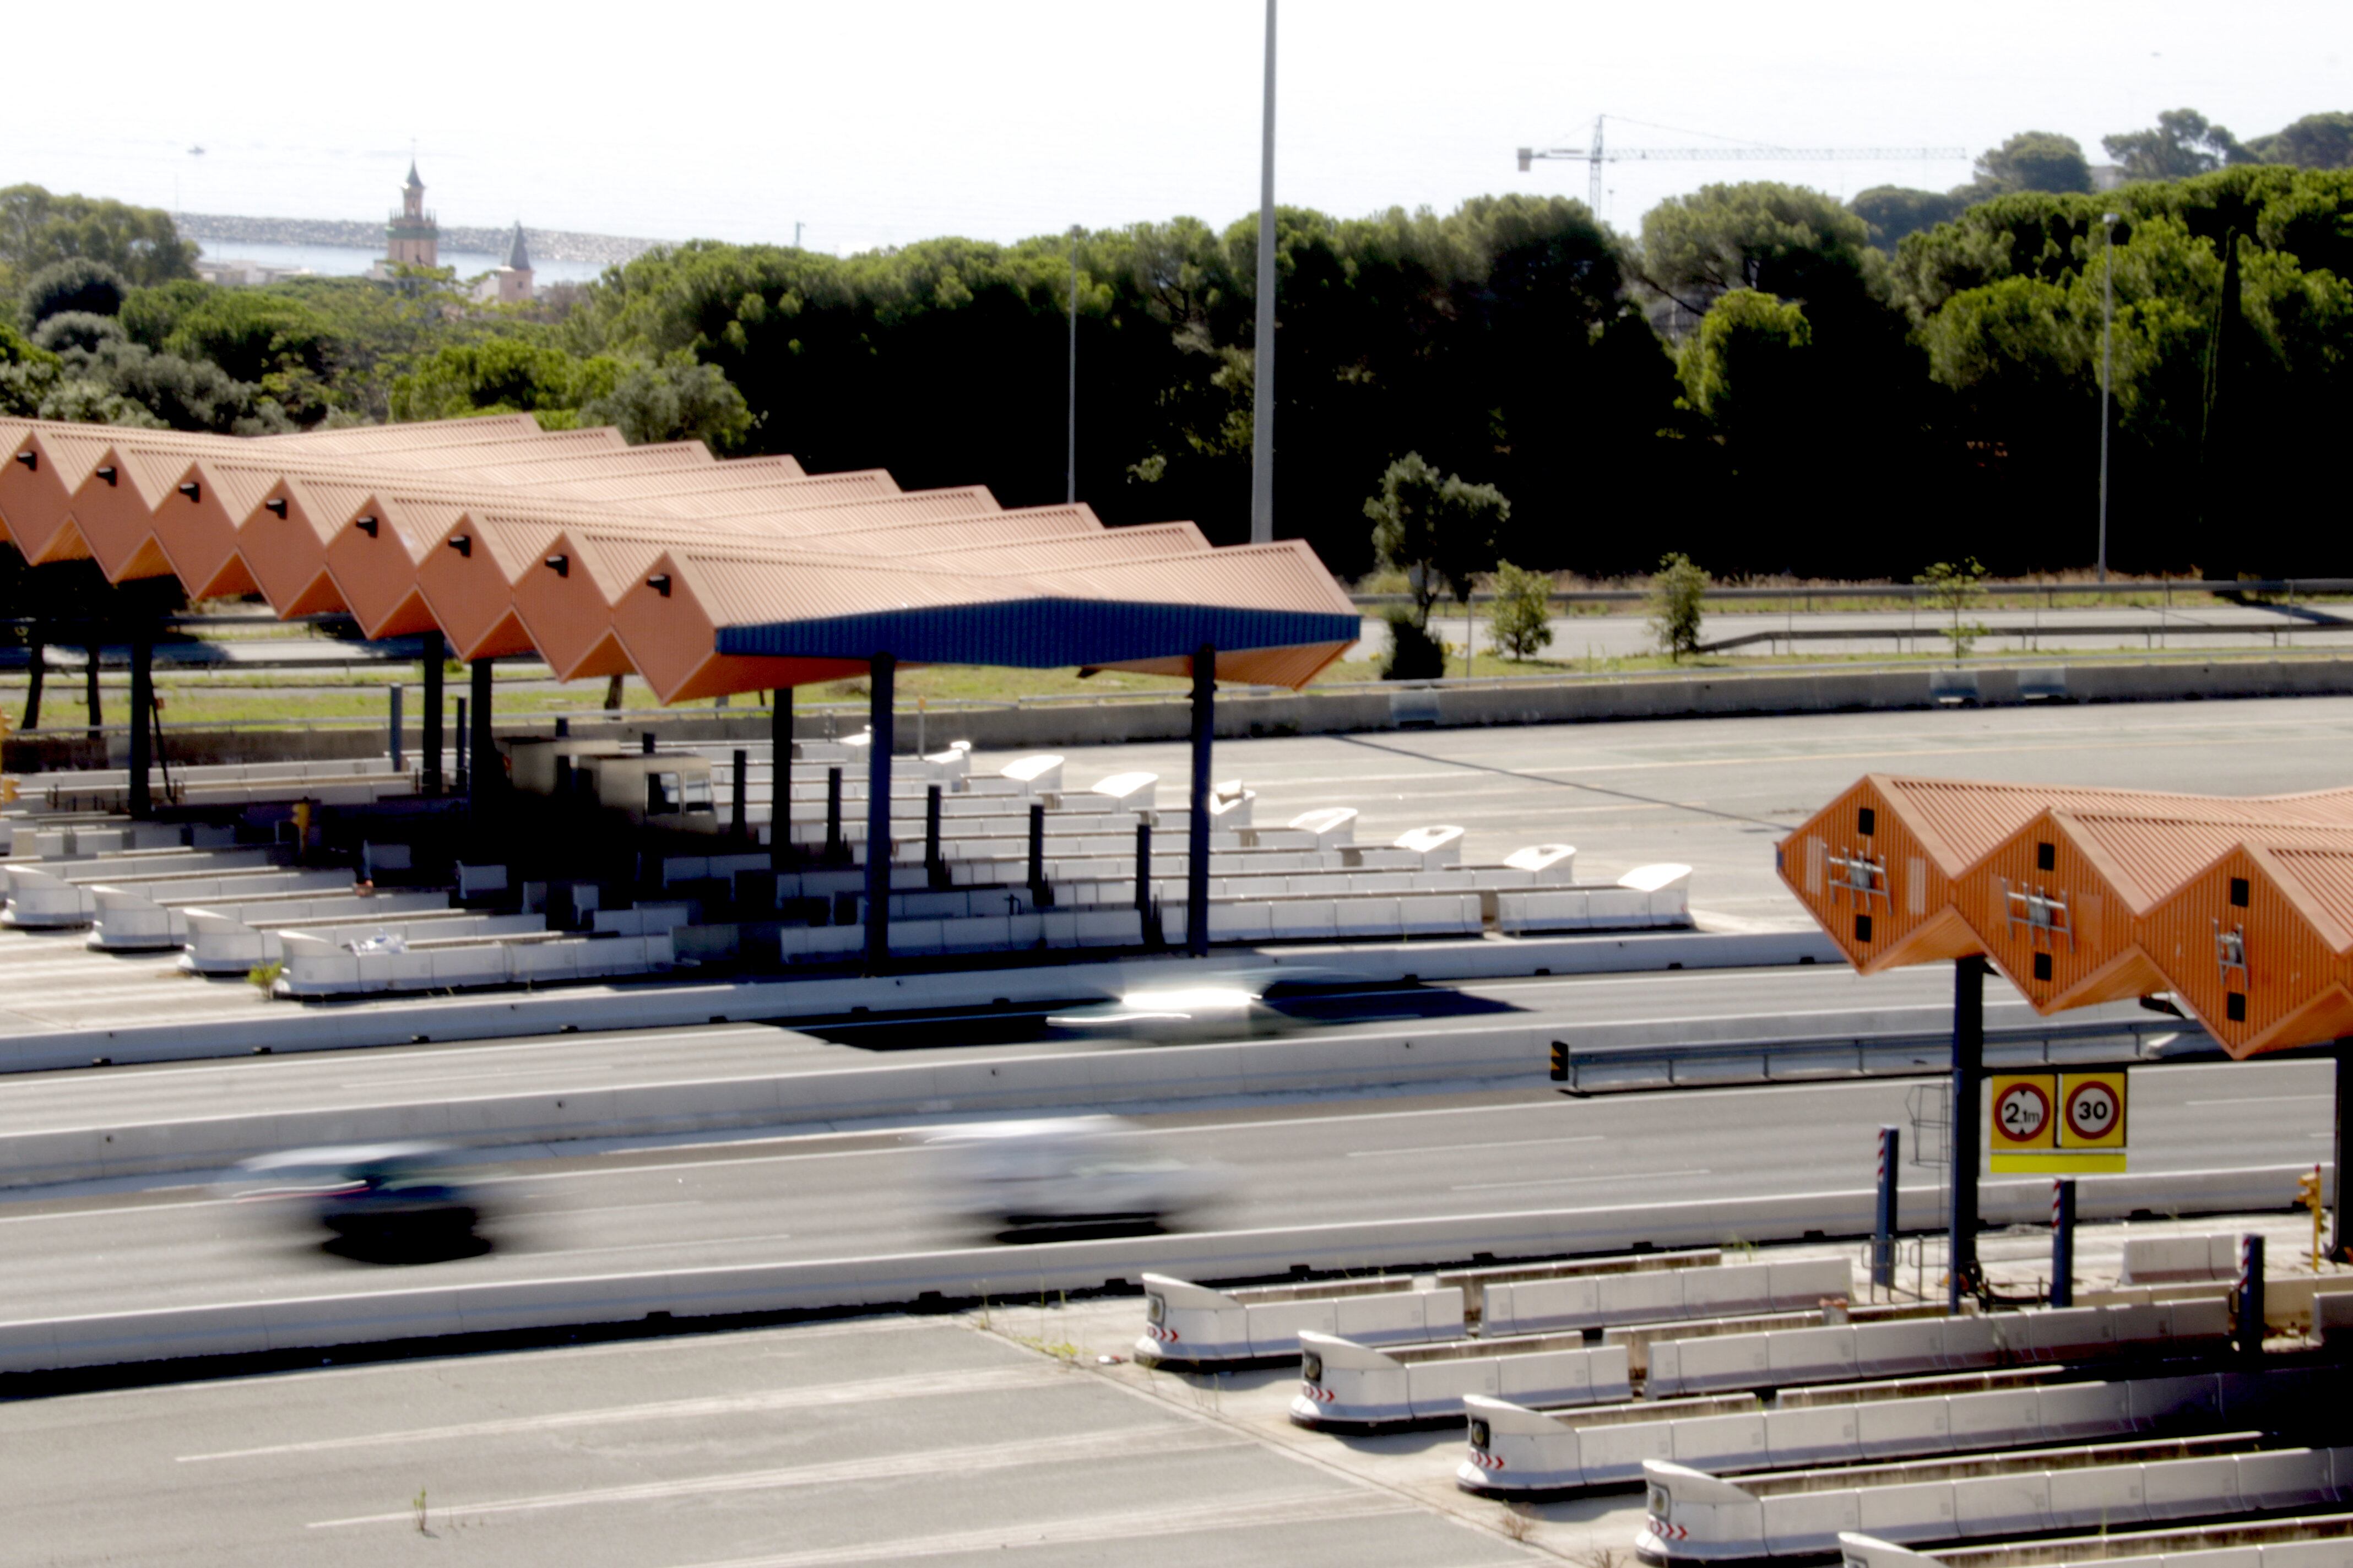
top-left (1989, 1071), bottom-right (2127, 1174)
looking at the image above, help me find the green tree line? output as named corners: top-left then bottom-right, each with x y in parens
top-left (4, 101), bottom-right (2349, 582)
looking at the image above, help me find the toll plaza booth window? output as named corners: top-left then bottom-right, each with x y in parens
top-left (682, 774), bottom-right (714, 814)
top-left (646, 772), bottom-right (684, 817)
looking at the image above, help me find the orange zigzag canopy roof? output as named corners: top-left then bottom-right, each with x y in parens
top-left (0, 416), bottom-right (1360, 698)
top-left (1779, 774), bottom-right (2353, 1059)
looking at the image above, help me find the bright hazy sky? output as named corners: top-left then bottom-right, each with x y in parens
top-left (12, 1), bottom-right (2347, 253)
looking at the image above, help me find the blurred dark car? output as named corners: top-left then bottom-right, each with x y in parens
top-left (225, 1142), bottom-right (486, 1250)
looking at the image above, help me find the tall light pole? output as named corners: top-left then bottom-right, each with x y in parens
top-left (1067, 225), bottom-right (1080, 506)
top-left (2097, 211), bottom-right (2117, 584)
top-left (1249, 0), bottom-right (1278, 545)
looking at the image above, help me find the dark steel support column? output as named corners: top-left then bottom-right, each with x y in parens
top-left (2237, 1233), bottom-right (2266, 1359)
top-left (826, 767), bottom-right (844, 863)
top-left (22, 627), bottom-right (42, 730)
top-left (388, 684), bottom-right (404, 775)
top-left (127, 631), bottom-right (153, 818)
top-left (2051, 1178), bottom-right (2077, 1307)
top-left (1027, 801), bottom-right (1053, 908)
top-left (421, 632), bottom-right (444, 794)
top-left (864, 654), bottom-right (894, 969)
top-left (454, 698), bottom-right (469, 792)
top-left (1188, 644), bottom-right (1215, 958)
top-left (84, 645), bottom-right (102, 739)
top-left (2335, 1041), bottom-right (2349, 1263)
top-left (1872, 1125), bottom-right (1900, 1292)
top-left (1136, 820), bottom-right (1157, 946)
top-left (731, 748), bottom-right (749, 839)
top-left (1948, 954), bottom-right (1986, 1314)
top-left (770, 687), bottom-right (792, 870)
top-left (468, 659), bottom-right (495, 814)
top-left (925, 784), bottom-right (946, 889)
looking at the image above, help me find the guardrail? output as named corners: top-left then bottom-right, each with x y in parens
top-left (1347, 579), bottom-right (2353, 610)
top-left (1553, 1015), bottom-right (2221, 1093)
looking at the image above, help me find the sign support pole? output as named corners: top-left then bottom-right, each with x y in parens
top-left (1949, 955), bottom-right (1986, 1313)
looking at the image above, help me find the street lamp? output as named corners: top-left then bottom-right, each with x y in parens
top-left (2097, 211), bottom-right (2118, 584)
top-left (1066, 225), bottom-right (1080, 506)
top-left (1248, 0), bottom-right (1278, 546)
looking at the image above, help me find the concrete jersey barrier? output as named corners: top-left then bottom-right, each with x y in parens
top-left (1291, 1328), bottom-right (1633, 1428)
top-left (1646, 1300), bottom-right (2234, 1399)
top-left (1639, 1444), bottom-right (2353, 1563)
top-left (1135, 1248), bottom-right (1724, 1367)
top-left (1484, 1258), bottom-right (1853, 1338)
top-left (1461, 1365), bottom-right (2332, 1498)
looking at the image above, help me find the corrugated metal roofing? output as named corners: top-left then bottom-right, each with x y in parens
top-left (1783, 772), bottom-right (2353, 1060)
top-left (0, 414), bottom-right (1357, 709)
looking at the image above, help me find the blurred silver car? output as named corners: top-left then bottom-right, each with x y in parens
top-left (927, 1117), bottom-right (1224, 1236)
top-left (224, 1142), bottom-right (487, 1250)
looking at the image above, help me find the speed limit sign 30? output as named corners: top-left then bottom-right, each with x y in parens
top-left (1988, 1071), bottom-right (2127, 1173)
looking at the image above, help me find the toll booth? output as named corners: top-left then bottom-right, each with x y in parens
top-left (503, 739), bottom-right (720, 833)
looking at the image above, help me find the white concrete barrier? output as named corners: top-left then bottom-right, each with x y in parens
top-left (1648, 1301), bottom-right (2232, 1399)
top-left (1292, 1328), bottom-right (1631, 1428)
top-left (2121, 1234), bottom-right (2241, 1285)
top-left (1640, 1445), bottom-right (2353, 1561)
top-left (1464, 1367), bottom-right (2333, 1498)
top-left (1485, 1258), bottom-right (1851, 1337)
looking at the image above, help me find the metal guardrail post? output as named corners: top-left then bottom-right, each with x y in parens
top-left (1873, 1125), bottom-right (1900, 1290)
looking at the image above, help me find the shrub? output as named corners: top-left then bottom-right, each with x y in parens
top-left (1649, 552), bottom-right (1709, 660)
top-left (31, 312), bottom-right (125, 355)
top-left (1487, 561), bottom-right (1556, 660)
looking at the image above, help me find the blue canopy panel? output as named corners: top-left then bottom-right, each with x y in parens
top-left (714, 598), bottom-right (1362, 669)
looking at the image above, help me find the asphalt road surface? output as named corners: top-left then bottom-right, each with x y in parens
top-left (962, 696), bottom-right (2353, 929)
top-left (0, 961), bottom-right (2065, 1139)
top-left (0, 1055), bottom-right (2325, 1325)
top-left (0, 1314), bottom-right (1531, 1568)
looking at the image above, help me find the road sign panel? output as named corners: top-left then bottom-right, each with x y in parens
top-left (1989, 1074), bottom-right (2056, 1149)
top-left (2059, 1072), bottom-right (2127, 1149)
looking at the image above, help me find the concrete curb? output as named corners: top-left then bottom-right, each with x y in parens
top-left (0, 928), bottom-right (1842, 1073)
top-left (0, 1164), bottom-right (2311, 1376)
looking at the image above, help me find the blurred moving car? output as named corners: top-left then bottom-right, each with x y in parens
top-left (1042, 967), bottom-right (1371, 1040)
top-left (224, 1142), bottom-right (487, 1250)
top-left (927, 1117), bottom-right (1225, 1238)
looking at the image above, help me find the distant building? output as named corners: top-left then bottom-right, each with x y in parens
top-left (475, 221), bottom-right (535, 305)
top-left (2089, 164), bottom-right (2128, 193)
top-left (193, 257), bottom-right (313, 287)
top-left (383, 160), bottom-right (440, 269)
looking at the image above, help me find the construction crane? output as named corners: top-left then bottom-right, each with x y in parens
top-left (1517, 115), bottom-right (1970, 211)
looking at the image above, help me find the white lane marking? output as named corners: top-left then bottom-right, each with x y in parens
top-left (477, 1143), bottom-right (914, 1186)
top-left (2182, 1095), bottom-right (2325, 1108)
top-left (307, 1423), bottom-right (1235, 1528)
top-left (551, 1232), bottom-right (797, 1261)
top-left (1347, 1135), bottom-right (1606, 1159)
top-left (662, 1489), bottom-right (1407, 1568)
top-left (1452, 1168), bottom-right (1710, 1192)
top-left (0, 1196), bottom-right (240, 1225)
top-left (178, 1364), bottom-right (1068, 1462)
